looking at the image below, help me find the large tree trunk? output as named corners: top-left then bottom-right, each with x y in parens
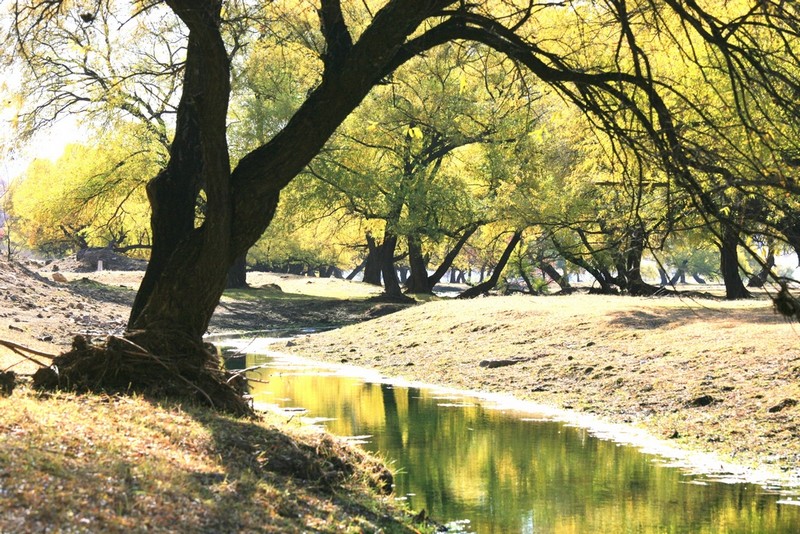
top-left (37, 2), bottom-right (250, 414)
top-left (37, 0), bottom-right (455, 413)
top-left (719, 224), bottom-right (751, 299)
top-left (380, 234), bottom-right (403, 297)
top-left (458, 232), bottom-right (522, 299)
top-left (363, 234), bottom-right (383, 286)
top-left (226, 253), bottom-right (248, 289)
top-left (405, 235), bottom-right (432, 294)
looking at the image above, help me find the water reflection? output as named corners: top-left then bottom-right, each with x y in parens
top-left (245, 353), bottom-right (800, 533)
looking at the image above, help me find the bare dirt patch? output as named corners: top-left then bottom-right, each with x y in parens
top-left (0, 263), bottom-right (402, 375)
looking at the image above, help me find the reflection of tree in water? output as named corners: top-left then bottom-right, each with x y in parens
top-left (250, 363), bottom-right (799, 532)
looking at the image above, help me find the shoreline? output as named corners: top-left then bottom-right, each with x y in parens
top-left (228, 340), bottom-right (800, 492)
top-left (276, 294), bottom-right (800, 488)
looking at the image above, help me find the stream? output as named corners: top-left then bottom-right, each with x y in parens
top-left (225, 340), bottom-right (800, 533)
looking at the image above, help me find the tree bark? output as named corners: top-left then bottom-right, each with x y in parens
top-left (405, 235), bottom-right (432, 294)
top-left (128, 2), bottom-right (234, 339)
top-left (458, 232), bottom-right (522, 299)
top-left (226, 253), bottom-right (248, 288)
top-left (719, 224), bottom-right (751, 299)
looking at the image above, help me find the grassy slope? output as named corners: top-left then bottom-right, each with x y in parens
top-left (281, 294), bottom-right (800, 483)
top-left (0, 392), bottom-right (427, 533)
top-left (0, 264), bottom-right (425, 533)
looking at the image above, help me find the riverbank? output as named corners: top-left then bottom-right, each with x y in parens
top-left (0, 390), bottom-right (426, 532)
top-left (280, 293), bottom-right (800, 487)
top-left (2, 259), bottom-right (798, 530)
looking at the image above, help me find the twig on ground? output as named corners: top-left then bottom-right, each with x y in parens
top-left (0, 339), bottom-right (56, 368)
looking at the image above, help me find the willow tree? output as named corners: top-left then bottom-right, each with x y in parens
top-left (8, 0), bottom-right (800, 412)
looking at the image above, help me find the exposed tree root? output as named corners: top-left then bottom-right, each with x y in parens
top-left (32, 333), bottom-right (253, 417)
top-left (0, 339), bottom-right (56, 369)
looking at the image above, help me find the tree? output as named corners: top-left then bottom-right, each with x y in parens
top-left (0, 179), bottom-right (16, 260)
top-left (9, 128), bottom-right (160, 256)
top-left (299, 41), bottom-right (529, 295)
top-left (458, 230), bottom-right (522, 298)
top-left (7, 0), bottom-right (800, 411)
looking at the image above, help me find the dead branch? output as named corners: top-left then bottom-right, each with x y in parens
top-left (0, 338), bottom-right (56, 368)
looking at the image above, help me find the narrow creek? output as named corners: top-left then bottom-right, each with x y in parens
top-left (225, 340), bottom-right (800, 533)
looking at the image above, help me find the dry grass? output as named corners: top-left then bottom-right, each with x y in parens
top-left (281, 293), bottom-right (800, 481)
top-left (0, 390), bottom-right (428, 533)
top-left (0, 262), bottom-right (432, 532)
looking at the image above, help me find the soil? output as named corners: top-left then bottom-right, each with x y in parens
top-left (0, 260), bottom-right (404, 376)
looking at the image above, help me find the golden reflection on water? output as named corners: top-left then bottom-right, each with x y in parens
top-left (247, 354), bottom-right (800, 533)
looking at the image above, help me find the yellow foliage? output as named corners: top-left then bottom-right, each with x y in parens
top-left (10, 124), bottom-right (162, 255)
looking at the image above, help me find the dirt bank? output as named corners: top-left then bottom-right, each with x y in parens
top-left (279, 293), bottom-right (800, 485)
top-left (3, 259), bottom-right (798, 486)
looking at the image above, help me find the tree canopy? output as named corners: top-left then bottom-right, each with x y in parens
top-left (3, 0), bottom-right (799, 411)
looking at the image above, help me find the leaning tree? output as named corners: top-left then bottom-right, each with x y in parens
top-left (7, 0), bottom-right (800, 413)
